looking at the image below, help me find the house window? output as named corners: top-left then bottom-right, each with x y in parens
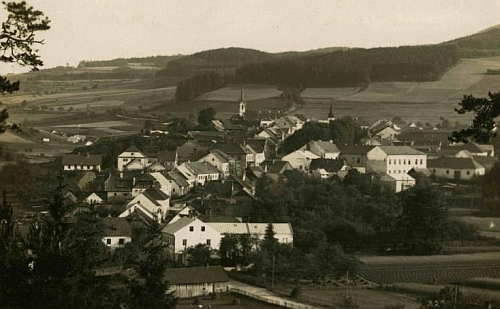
top-left (389, 159), bottom-right (391, 164)
top-left (131, 153), bottom-right (134, 156)
top-left (106, 239), bottom-right (111, 245)
top-left (182, 239), bottom-right (187, 246)
top-left (466, 171), bottom-right (471, 175)
top-left (420, 159), bottom-right (423, 165)
top-left (189, 226), bottom-right (194, 232)
top-left (446, 170), bottom-right (449, 174)
top-left (403, 159), bottom-right (406, 164)
top-left (356, 158), bottom-right (360, 164)
top-left (119, 238), bottom-right (125, 245)
top-left (399, 159), bottom-right (401, 164)
top-left (123, 158), bottom-right (128, 162)
top-left (433, 169), bottom-right (436, 173)
top-left (114, 193), bottom-right (117, 196)
top-left (201, 226), bottom-right (206, 232)
top-left (415, 159), bottom-right (418, 165)
top-left (206, 239), bottom-right (211, 246)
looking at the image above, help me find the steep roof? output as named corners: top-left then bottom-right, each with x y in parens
top-left (102, 217), bottom-right (133, 237)
top-left (427, 157), bottom-right (484, 170)
top-left (157, 150), bottom-right (177, 162)
top-left (261, 160), bottom-right (292, 174)
top-left (309, 140), bottom-right (340, 153)
top-left (378, 146), bottom-right (424, 156)
top-left (310, 159), bottom-right (345, 172)
top-left (338, 145), bottom-right (375, 154)
top-left (164, 266), bottom-right (228, 285)
top-left (143, 187), bottom-right (170, 201)
top-left (209, 149), bottom-right (234, 163)
top-left (124, 145), bottom-right (142, 153)
top-left (166, 170), bottom-right (190, 187)
top-left (185, 162), bottom-right (220, 175)
top-left (161, 217), bottom-right (197, 234)
top-left (62, 154), bottom-right (102, 166)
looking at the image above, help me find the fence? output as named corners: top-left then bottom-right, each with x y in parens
top-left (229, 287), bottom-right (319, 309)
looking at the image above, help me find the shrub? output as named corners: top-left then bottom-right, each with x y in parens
top-left (232, 298), bottom-right (241, 305)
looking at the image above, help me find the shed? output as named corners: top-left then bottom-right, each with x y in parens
top-left (164, 266), bottom-right (229, 298)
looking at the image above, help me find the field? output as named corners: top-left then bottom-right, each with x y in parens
top-left (358, 252), bottom-right (500, 284)
top-left (194, 84), bottom-right (282, 102)
top-left (297, 57), bottom-right (500, 124)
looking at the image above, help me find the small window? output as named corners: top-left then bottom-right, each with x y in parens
top-left (420, 159), bottom-right (423, 165)
top-left (119, 238), bottom-right (125, 245)
top-left (356, 158), bottom-right (360, 164)
top-left (446, 170), bottom-right (449, 174)
top-left (106, 239), bottom-right (111, 245)
top-left (131, 152), bottom-right (134, 156)
top-left (189, 226), bottom-right (194, 232)
top-left (182, 239), bottom-right (187, 246)
top-left (466, 171), bottom-right (470, 175)
top-left (389, 159), bottom-right (391, 164)
top-left (201, 226), bottom-right (206, 232)
top-left (206, 239), bottom-right (211, 246)
top-left (415, 159), bottom-right (418, 165)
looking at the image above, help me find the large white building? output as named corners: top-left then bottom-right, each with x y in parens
top-left (117, 145), bottom-right (149, 172)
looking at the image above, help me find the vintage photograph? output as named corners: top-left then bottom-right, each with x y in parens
top-left (1, 1), bottom-right (500, 308)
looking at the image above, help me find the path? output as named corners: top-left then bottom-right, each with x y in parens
top-left (228, 280), bottom-right (323, 309)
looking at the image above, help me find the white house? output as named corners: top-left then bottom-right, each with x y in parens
top-left (299, 140), bottom-right (340, 159)
top-left (120, 187), bottom-right (170, 222)
top-left (164, 266), bottom-right (229, 298)
top-left (166, 170), bottom-right (190, 197)
top-left (85, 192), bottom-right (105, 204)
top-left (199, 149), bottom-right (234, 178)
top-left (282, 150), bottom-right (320, 172)
top-left (102, 217), bottom-right (133, 249)
top-left (377, 146), bottom-right (427, 176)
top-left (378, 173), bottom-right (416, 193)
top-left (117, 145), bottom-right (149, 172)
top-left (208, 222), bottom-right (294, 245)
top-left (176, 162), bottom-right (220, 187)
top-left (62, 154), bottom-right (102, 172)
top-left (427, 157), bottom-right (485, 180)
top-left (161, 217), bottom-right (222, 255)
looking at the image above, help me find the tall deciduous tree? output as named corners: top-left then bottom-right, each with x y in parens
top-left (197, 107), bottom-right (216, 127)
top-left (450, 92), bottom-right (500, 143)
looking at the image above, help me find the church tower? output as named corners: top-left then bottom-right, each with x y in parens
top-left (239, 87), bottom-right (246, 118)
top-left (328, 101), bottom-right (335, 122)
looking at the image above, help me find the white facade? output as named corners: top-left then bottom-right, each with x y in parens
top-left (385, 154), bottom-right (427, 176)
top-left (199, 152), bottom-right (231, 178)
top-left (150, 172), bottom-right (173, 196)
top-left (117, 148), bottom-right (148, 172)
top-left (85, 192), bottom-right (104, 204)
top-left (282, 150), bottom-right (320, 172)
top-left (162, 218), bottom-right (222, 254)
top-left (102, 235), bottom-right (132, 248)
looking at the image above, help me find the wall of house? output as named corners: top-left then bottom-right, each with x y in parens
top-left (85, 194), bottom-right (103, 204)
top-left (169, 181), bottom-right (188, 197)
top-left (170, 221), bottom-right (221, 253)
top-left (430, 167), bottom-right (485, 180)
top-left (386, 155), bottom-right (427, 176)
top-left (63, 164), bottom-right (100, 172)
top-left (118, 152), bottom-right (148, 171)
top-left (102, 236), bottom-right (132, 249)
top-left (201, 153), bottom-right (230, 177)
top-left (169, 282), bottom-right (229, 298)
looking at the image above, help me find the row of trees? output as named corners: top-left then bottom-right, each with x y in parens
top-left (236, 45), bottom-right (459, 87)
top-left (252, 171), bottom-right (479, 256)
top-left (175, 71), bottom-right (227, 102)
top-left (281, 117), bottom-right (367, 153)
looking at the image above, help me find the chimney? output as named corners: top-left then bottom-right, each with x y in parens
top-left (264, 164), bottom-right (268, 172)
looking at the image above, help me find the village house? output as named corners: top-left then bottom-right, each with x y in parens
top-left (299, 140), bottom-right (341, 159)
top-left (102, 217), bottom-right (133, 249)
top-left (157, 150), bottom-right (178, 170)
top-left (377, 173), bottom-right (416, 193)
top-left (166, 170), bottom-right (190, 197)
top-left (161, 217), bottom-right (222, 257)
top-left (117, 145), bottom-right (149, 172)
top-left (104, 174), bottom-right (134, 200)
top-left (176, 140), bottom-right (213, 164)
top-left (208, 222), bottom-right (294, 245)
top-left (282, 149), bottom-right (320, 172)
top-left (368, 119), bottom-right (401, 140)
top-left (273, 115), bottom-right (306, 136)
top-left (120, 187), bottom-right (170, 223)
top-left (176, 162), bottom-right (220, 188)
top-left (84, 192), bottom-right (106, 204)
top-left (427, 157), bottom-right (486, 180)
top-left (310, 158), bottom-right (349, 179)
top-left (338, 145), bottom-right (376, 173)
top-left (164, 266), bottom-right (229, 298)
top-left (199, 149), bottom-right (235, 178)
top-left (210, 141), bottom-right (248, 174)
top-left (62, 153), bottom-right (102, 172)
top-left (244, 139), bottom-right (266, 166)
top-left (441, 142), bottom-right (495, 157)
top-left (374, 146), bottom-right (427, 176)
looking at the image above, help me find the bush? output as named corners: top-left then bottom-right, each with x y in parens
top-left (232, 298), bottom-right (241, 305)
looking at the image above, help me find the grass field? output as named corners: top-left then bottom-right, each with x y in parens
top-left (194, 84), bottom-right (282, 102)
top-left (0, 131), bottom-right (34, 144)
top-left (176, 292), bottom-right (281, 309)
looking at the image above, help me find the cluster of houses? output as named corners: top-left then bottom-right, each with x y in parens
top-left (53, 92), bottom-right (499, 299)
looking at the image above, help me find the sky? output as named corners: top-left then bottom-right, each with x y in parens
top-left (1, 0), bottom-right (499, 72)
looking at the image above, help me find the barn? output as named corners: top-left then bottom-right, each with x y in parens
top-left (164, 266), bottom-right (229, 298)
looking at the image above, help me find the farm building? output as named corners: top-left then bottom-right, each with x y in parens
top-left (164, 266), bottom-right (229, 298)
top-left (62, 153), bottom-right (102, 172)
top-left (102, 217), bottom-right (132, 249)
top-left (427, 157), bottom-right (485, 180)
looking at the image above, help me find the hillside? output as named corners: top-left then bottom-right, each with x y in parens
top-left (444, 24), bottom-right (500, 58)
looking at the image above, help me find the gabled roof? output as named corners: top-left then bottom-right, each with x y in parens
top-left (261, 160), bottom-right (292, 174)
top-left (245, 139), bottom-right (266, 153)
top-left (208, 149), bottom-right (234, 163)
top-left (166, 170), bottom-right (190, 187)
top-left (143, 187), bottom-right (170, 201)
top-left (442, 142), bottom-right (494, 155)
top-left (185, 162), bottom-right (220, 175)
top-left (309, 140), bottom-right (340, 153)
top-left (105, 174), bottom-right (134, 192)
top-left (62, 154), bottom-right (102, 166)
top-left (310, 159), bottom-right (346, 172)
top-left (164, 266), bottom-right (228, 285)
top-left (427, 157), bottom-right (484, 170)
top-left (162, 217), bottom-right (197, 234)
top-left (211, 141), bottom-right (246, 156)
top-left (434, 149), bottom-right (472, 157)
top-left (124, 145), bottom-right (142, 153)
top-left (338, 145), bottom-right (376, 154)
top-left (378, 146), bottom-right (424, 156)
top-left (102, 217), bottom-right (133, 237)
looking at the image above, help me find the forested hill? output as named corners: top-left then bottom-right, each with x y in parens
top-left (156, 47), bottom-right (274, 78)
top-left (443, 25), bottom-right (500, 58)
top-left (235, 45), bottom-right (459, 87)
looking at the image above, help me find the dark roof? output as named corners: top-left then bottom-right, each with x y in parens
top-left (123, 145), bottom-right (143, 153)
top-left (164, 266), bottom-right (229, 285)
top-left (166, 170), bottom-right (190, 188)
top-left (378, 146), bottom-right (424, 155)
top-left (157, 150), bottom-right (177, 162)
top-left (211, 141), bottom-right (246, 156)
top-left (261, 160), bottom-right (292, 174)
top-left (245, 139), bottom-right (265, 153)
top-left (62, 154), bottom-right (102, 166)
top-left (143, 187), bottom-right (170, 200)
top-left (338, 145), bottom-right (375, 154)
top-left (427, 157), bottom-right (484, 170)
top-left (105, 174), bottom-right (134, 192)
top-left (102, 217), bottom-right (133, 237)
top-left (198, 214), bottom-right (241, 223)
top-left (310, 159), bottom-right (346, 172)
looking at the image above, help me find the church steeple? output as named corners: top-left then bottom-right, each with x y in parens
top-left (328, 101), bottom-right (335, 121)
top-left (239, 86), bottom-right (246, 118)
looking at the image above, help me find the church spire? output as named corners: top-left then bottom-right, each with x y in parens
top-left (328, 101), bottom-right (335, 119)
top-left (239, 86), bottom-right (246, 119)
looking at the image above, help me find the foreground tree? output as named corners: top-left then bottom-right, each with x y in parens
top-left (128, 224), bottom-right (177, 309)
top-left (197, 107), bottom-right (216, 127)
top-left (0, 1), bottom-right (50, 133)
top-left (450, 92), bottom-right (500, 143)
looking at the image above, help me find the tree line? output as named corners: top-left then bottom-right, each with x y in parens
top-left (175, 71), bottom-right (227, 102)
top-left (78, 55), bottom-right (182, 68)
top-left (236, 45), bottom-right (459, 87)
